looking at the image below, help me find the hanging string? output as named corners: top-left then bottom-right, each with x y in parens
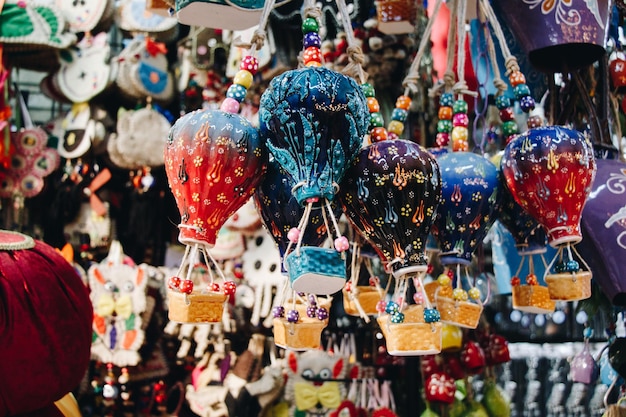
top-left (232, 0), bottom-right (277, 56)
top-left (479, 0), bottom-right (519, 75)
top-left (402, 0), bottom-right (444, 95)
top-left (452, 0), bottom-right (477, 98)
top-left (336, 0), bottom-right (368, 84)
top-left (429, 0), bottom-right (458, 98)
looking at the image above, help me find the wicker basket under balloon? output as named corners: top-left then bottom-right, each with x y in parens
top-left (435, 266), bottom-right (484, 329)
top-left (342, 242), bottom-right (387, 321)
top-left (166, 244), bottom-right (233, 324)
top-left (377, 273), bottom-right (443, 356)
top-left (544, 244), bottom-right (592, 301)
top-left (510, 253), bottom-right (556, 314)
top-left (378, 304), bottom-right (442, 356)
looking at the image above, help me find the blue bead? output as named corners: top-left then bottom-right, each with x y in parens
top-left (555, 262), bottom-right (567, 273)
top-left (391, 108), bottom-right (408, 122)
top-left (519, 95), bottom-right (536, 112)
top-left (583, 328), bottom-right (593, 339)
top-left (391, 312), bottom-right (405, 323)
top-left (440, 93), bottom-right (454, 107)
top-left (303, 32), bottom-right (321, 49)
top-left (513, 84), bottom-right (531, 100)
top-left (495, 95), bottom-right (511, 110)
top-left (227, 84), bottom-right (247, 102)
top-left (566, 260), bottom-right (580, 272)
top-left (385, 301), bottom-right (399, 314)
top-left (424, 308), bottom-right (440, 323)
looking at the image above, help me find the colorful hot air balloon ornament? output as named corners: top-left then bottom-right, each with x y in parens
top-left (164, 18), bottom-right (270, 321)
top-left (501, 125), bottom-right (596, 302)
top-left (259, 9), bottom-right (369, 295)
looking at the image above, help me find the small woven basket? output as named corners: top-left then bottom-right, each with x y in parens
top-left (545, 271), bottom-right (592, 301)
top-left (377, 305), bottom-right (442, 356)
top-left (343, 286), bottom-right (382, 316)
top-left (167, 290), bottom-right (227, 323)
top-left (375, 0), bottom-right (418, 34)
top-left (273, 317), bottom-right (327, 351)
top-left (512, 285), bottom-right (556, 314)
top-left (436, 295), bottom-right (482, 329)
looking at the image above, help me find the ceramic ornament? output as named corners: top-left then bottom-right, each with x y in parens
top-left (338, 139), bottom-right (442, 278)
top-left (258, 15), bottom-right (369, 295)
top-left (175, 0), bottom-right (265, 31)
top-left (501, 126), bottom-right (596, 302)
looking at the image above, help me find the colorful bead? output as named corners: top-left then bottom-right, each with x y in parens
top-left (501, 120), bottom-right (519, 137)
top-left (305, 60), bottom-right (323, 68)
top-left (452, 288), bottom-right (468, 301)
top-left (387, 120), bottom-right (404, 136)
top-left (390, 312), bottom-right (405, 323)
top-left (451, 126), bottom-right (468, 142)
top-left (583, 327), bottom-right (594, 339)
top-left (376, 300), bottom-right (387, 313)
top-left (495, 95), bottom-right (511, 110)
top-left (566, 260), bottom-right (580, 272)
top-left (334, 236), bottom-right (350, 252)
top-left (302, 17), bottom-right (319, 34)
top-left (287, 227), bottom-right (300, 243)
top-left (436, 132), bottom-right (450, 147)
top-left (452, 100), bottom-right (468, 114)
top-left (180, 279), bottom-right (194, 294)
top-left (239, 56), bottom-right (259, 75)
top-left (367, 97), bottom-right (380, 113)
top-left (413, 292), bottom-right (424, 304)
top-left (223, 281), bottom-right (237, 295)
top-left (437, 119), bottom-right (453, 133)
top-left (303, 32), bottom-right (322, 49)
top-left (499, 108), bottom-right (515, 122)
top-left (220, 97), bottom-right (240, 113)
top-left (210, 282), bottom-right (220, 292)
top-left (510, 276), bottom-right (521, 286)
top-left (452, 138), bottom-right (468, 152)
top-left (519, 96), bottom-right (536, 112)
top-left (526, 273), bottom-right (538, 285)
top-left (513, 84), bottom-right (531, 100)
top-left (391, 108), bottom-right (408, 122)
top-left (395, 95), bottom-right (412, 110)
top-left (226, 84), bottom-right (247, 102)
top-left (508, 71), bottom-right (526, 87)
top-left (370, 112), bottom-right (384, 128)
top-left (385, 301), bottom-right (400, 314)
top-left (555, 262), bottom-right (567, 273)
top-left (168, 276), bottom-right (181, 290)
top-left (452, 113), bottom-right (469, 127)
top-left (361, 83), bottom-right (375, 97)
top-left (303, 46), bottom-right (322, 66)
top-left (233, 69), bottom-right (253, 89)
top-left (527, 115), bottom-right (543, 128)
top-left (438, 106), bottom-right (453, 120)
top-left (316, 307), bottom-right (329, 320)
top-left (306, 306), bottom-right (317, 318)
top-left (387, 132), bottom-right (398, 140)
top-left (308, 294), bottom-right (317, 305)
top-left (437, 273), bottom-right (451, 286)
top-left (468, 287), bottom-right (481, 300)
top-left (286, 309), bottom-right (300, 323)
top-left (370, 127), bottom-right (388, 142)
top-left (424, 308), bottom-right (440, 323)
top-left (440, 93), bottom-right (454, 107)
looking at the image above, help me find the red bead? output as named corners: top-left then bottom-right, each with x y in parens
top-left (303, 46), bottom-right (322, 66)
top-left (508, 71), bottom-right (526, 87)
top-left (223, 281), bottom-right (237, 295)
top-left (168, 276), bottom-right (181, 290)
top-left (499, 108), bottom-right (515, 122)
top-left (180, 279), bottom-right (194, 294)
top-left (209, 282), bottom-right (220, 292)
top-left (510, 276), bottom-right (520, 286)
top-left (370, 127), bottom-right (388, 142)
top-left (436, 132), bottom-right (450, 147)
top-left (239, 56), bottom-right (259, 75)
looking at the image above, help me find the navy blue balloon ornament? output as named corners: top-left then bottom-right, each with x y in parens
top-left (432, 152), bottom-right (500, 266)
top-left (253, 161), bottom-right (343, 275)
top-left (338, 139), bottom-right (442, 278)
top-left (258, 65), bottom-right (369, 295)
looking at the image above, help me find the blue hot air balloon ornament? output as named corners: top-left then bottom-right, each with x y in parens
top-left (258, 13), bottom-right (369, 295)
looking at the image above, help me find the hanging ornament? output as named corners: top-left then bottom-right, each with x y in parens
top-left (432, 152), bottom-right (499, 266)
top-left (570, 327), bottom-right (597, 384)
top-left (258, 8), bottom-right (369, 295)
top-left (501, 126), bottom-right (596, 301)
top-left (339, 139), bottom-right (442, 277)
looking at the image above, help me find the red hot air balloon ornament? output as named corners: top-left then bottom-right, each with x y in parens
top-left (501, 126), bottom-right (597, 302)
top-left (258, 11), bottom-right (369, 295)
top-left (164, 50), bottom-right (267, 323)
